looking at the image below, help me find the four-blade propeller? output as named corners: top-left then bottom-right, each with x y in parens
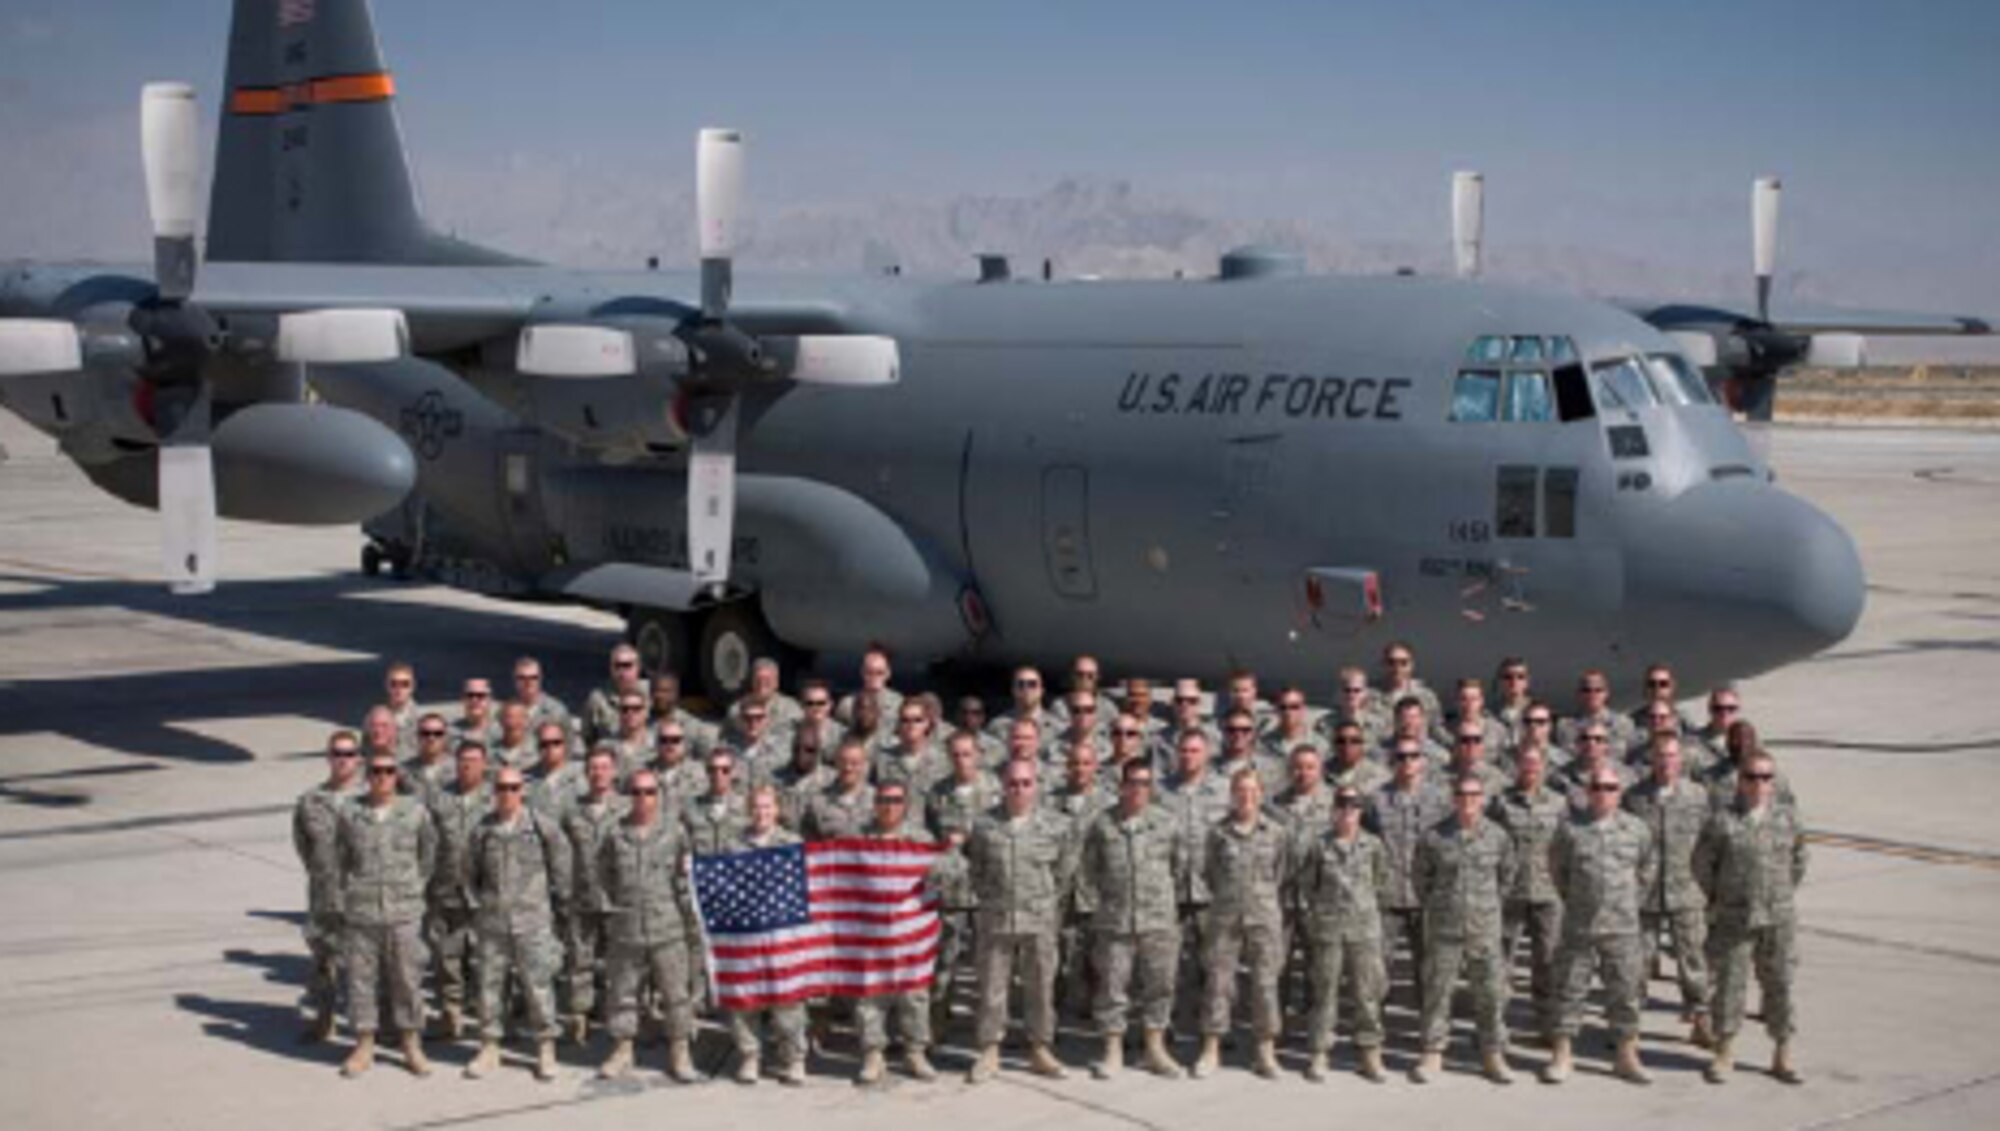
top-left (515, 128), bottom-right (901, 596)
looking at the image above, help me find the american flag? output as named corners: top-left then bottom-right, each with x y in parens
top-left (690, 839), bottom-right (941, 1010)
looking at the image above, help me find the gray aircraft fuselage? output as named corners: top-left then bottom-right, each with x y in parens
top-left (3, 257), bottom-right (1863, 699)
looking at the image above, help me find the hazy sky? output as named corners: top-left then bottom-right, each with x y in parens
top-left (1, 0), bottom-right (1995, 337)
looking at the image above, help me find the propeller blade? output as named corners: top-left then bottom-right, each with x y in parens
top-left (0, 319), bottom-right (84, 376)
top-left (276, 309), bottom-right (410, 365)
top-left (1753, 175), bottom-right (1781, 322)
top-left (516, 324), bottom-right (637, 378)
top-left (141, 82), bottom-right (202, 302)
top-left (159, 442), bottom-right (218, 594)
top-left (774, 335), bottom-right (901, 386)
top-left (697, 128), bottom-right (744, 319)
top-left (685, 393), bottom-right (739, 590)
top-left (1452, 170), bottom-right (1484, 279)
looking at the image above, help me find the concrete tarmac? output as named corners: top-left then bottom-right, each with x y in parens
top-left (2, 410), bottom-right (1997, 1129)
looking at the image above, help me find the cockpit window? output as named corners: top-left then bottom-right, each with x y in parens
top-left (1505, 370), bottom-right (1553, 422)
top-left (1548, 336), bottom-right (1579, 363)
top-left (1509, 336), bottom-right (1545, 363)
top-left (1644, 353), bottom-right (1716, 406)
top-left (1591, 357), bottom-right (1658, 411)
top-left (1450, 370), bottom-right (1503, 422)
top-left (1467, 336), bottom-right (1510, 364)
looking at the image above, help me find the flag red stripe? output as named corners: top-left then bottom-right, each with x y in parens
top-left (712, 948), bottom-right (941, 986)
top-left (712, 922), bottom-right (938, 959)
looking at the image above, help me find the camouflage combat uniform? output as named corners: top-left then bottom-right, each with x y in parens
top-left (1079, 804), bottom-right (1186, 1036)
top-left (292, 779), bottom-right (356, 1025)
top-left (1694, 798), bottom-right (1808, 1042)
top-left (1549, 808), bottom-right (1653, 1039)
top-left (561, 790), bottom-right (629, 1028)
top-left (337, 795), bottom-right (437, 1037)
top-left (1623, 774), bottom-right (1713, 1020)
top-left (1489, 781), bottom-right (1568, 1037)
top-left (467, 807), bottom-right (573, 1041)
top-left (1413, 814), bottom-right (1517, 1054)
top-left (597, 814), bottom-right (696, 1043)
top-left (1200, 812), bottom-right (1292, 1039)
top-left (966, 806), bottom-right (1078, 1048)
top-left (1295, 827), bottom-right (1390, 1053)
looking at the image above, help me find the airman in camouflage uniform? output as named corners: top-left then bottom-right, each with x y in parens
top-left (424, 740), bottom-right (492, 1042)
top-left (1260, 687), bottom-right (1326, 767)
top-left (1163, 730), bottom-right (1231, 1036)
top-left (1222, 670), bottom-right (1277, 736)
top-left (1433, 679), bottom-right (1511, 757)
top-left (1318, 667), bottom-right (1392, 749)
top-left (926, 731), bottom-right (1000, 1037)
top-left (719, 698), bottom-right (789, 777)
top-left (835, 645), bottom-right (903, 727)
top-left (524, 723), bottom-right (584, 819)
top-left (1627, 663), bottom-right (1699, 740)
top-left (790, 679), bottom-right (843, 763)
top-left (1193, 768), bottom-right (1291, 1079)
top-left (803, 739), bottom-right (875, 841)
top-left (1079, 759), bottom-right (1188, 1079)
top-left (581, 643), bottom-right (647, 748)
top-left (964, 760), bottom-right (1077, 1084)
top-left (725, 657), bottom-right (804, 739)
top-left (375, 661), bottom-right (422, 758)
top-left (1325, 720), bottom-right (1389, 795)
top-left (400, 713), bottom-right (456, 802)
top-left (600, 691), bottom-right (657, 779)
top-left (510, 655), bottom-right (574, 741)
top-left (648, 672), bottom-right (717, 763)
top-left (767, 726), bottom-right (832, 831)
top-left (1267, 744), bottom-right (1332, 1016)
top-left (725, 785), bottom-right (810, 1085)
top-left (1555, 670), bottom-right (1637, 755)
top-left (1556, 722), bottom-right (1636, 814)
top-left (1045, 737), bottom-right (1115, 1018)
top-left (292, 731), bottom-right (361, 1044)
top-left (1622, 736), bottom-right (1714, 1046)
top-left (1365, 738), bottom-right (1449, 1025)
top-left (852, 783), bottom-right (947, 1085)
top-left (1377, 696), bottom-right (1452, 772)
top-left (950, 696), bottom-right (1009, 769)
top-left (1373, 642), bottom-right (1442, 723)
top-left (360, 706), bottom-right (404, 768)
top-left (988, 665), bottom-right (1061, 744)
top-left (645, 720), bottom-right (707, 813)
top-left (1217, 707), bottom-right (1286, 796)
top-left (1410, 774), bottom-right (1518, 1085)
top-left (1694, 750), bottom-right (1808, 1086)
top-left (1488, 744), bottom-right (1567, 1043)
top-left (1106, 711), bottom-right (1158, 779)
top-left (463, 766), bottom-right (573, 1082)
top-left (1443, 722), bottom-right (1511, 800)
top-left (450, 678), bottom-right (504, 752)
top-left (594, 769), bottom-right (699, 1082)
top-left (1489, 657), bottom-right (1536, 748)
top-left (1544, 766), bottom-right (1654, 1085)
top-left (559, 747), bottom-right (628, 1043)
top-left (1295, 785), bottom-right (1391, 1082)
top-left (336, 753), bottom-right (437, 1078)
top-left (873, 700), bottom-right (946, 820)
top-left (682, 749), bottom-right (750, 1010)
top-left (1156, 679), bottom-right (1220, 774)
top-left (491, 701), bottom-right (539, 773)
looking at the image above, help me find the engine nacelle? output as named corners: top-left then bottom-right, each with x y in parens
top-left (479, 316), bottom-right (693, 457)
top-left (81, 402), bottom-right (416, 524)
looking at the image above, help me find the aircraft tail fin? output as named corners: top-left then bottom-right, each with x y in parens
top-left (206, 0), bottom-right (519, 266)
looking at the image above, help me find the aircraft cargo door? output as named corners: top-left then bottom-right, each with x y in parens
top-left (1041, 464), bottom-right (1098, 600)
top-left (496, 429), bottom-right (554, 574)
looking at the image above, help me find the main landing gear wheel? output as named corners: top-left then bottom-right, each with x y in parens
top-left (627, 607), bottom-right (693, 682)
top-left (696, 601), bottom-right (804, 703)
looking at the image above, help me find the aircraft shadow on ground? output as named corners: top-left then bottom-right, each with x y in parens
top-left (0, 572), bottom-right (619, 774)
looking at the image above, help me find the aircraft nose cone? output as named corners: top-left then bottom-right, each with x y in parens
top-left (1626, 481), bottom-right (1865, 674)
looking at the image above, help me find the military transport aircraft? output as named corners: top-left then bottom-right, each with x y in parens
top-left (0, 0), bottom-right (1978, 702)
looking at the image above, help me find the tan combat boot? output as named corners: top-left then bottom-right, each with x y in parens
top-left (1482, 1048), bottom-right (1515, 1085)
top-left (857, 1048), bottom-right (887, 1085)
top-left (1303, 1048), bottom-right (1328, 1082)
top-left (1358, 1045), bottom-right (1387, 1083)
top-left (1613, 1035), bottom-right (1652, 1085)
top-left (302, 1006), bottom-right (336, 1045)
top-left (966, 1043), bottom-right (1001, 1084)
top-left (667, 1037), bottom-right (697, 1083)
top-left (1191, 1034), bottom-right (1221, 1078)
top-left (778, 1050), bottom-right (807, 1086)
top-left (400, 1033), bottom-right (433, 1077)
top-left (340, 1032), bottom-right (376, 1078)
top-left (1092, 1033), bottom-right (1124, 1079)
top-left (1771, 1039), bottom-right (1803, 1085)
top-left (1028, 1041), bottom-right (1069, 1079)
top-left (599, 1038), bottom-right (634, 1079)
top-left (464, 1039), bottom-right (501, 1079)
top-left (905, 1047), bottom-right (938, 1081)
top-left (1253, 1038), bottom-right (1280, 1079)
top-left (734, 1052), bottom-right (761, 1086)
top-left (1541, 1036), bottom-right (1573, 1084)
top-left (1409, 1048), bottom-right (1443, 1084)
top-left (1689, 1013), bottom-right (1715, 1050)
top-left (1142, 1029), bottom-right (1183, 1078)
top-left (533, 1039), bottom-right (558, 1082)
top-left (1704, 1038), bottom-right (1734, 1085)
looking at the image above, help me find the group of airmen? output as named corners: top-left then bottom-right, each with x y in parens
top-left (292, 641), bottom-right (1808, 1090)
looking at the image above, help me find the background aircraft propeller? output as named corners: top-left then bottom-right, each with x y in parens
top-left (514, 128), bottom-right (901, 596)
top-left (0, 83), bottom-right (409, 592)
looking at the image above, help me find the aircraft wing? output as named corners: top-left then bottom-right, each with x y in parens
top-left (1617, 297), bottom-right (1993, 337)
top-left (190, 262), bottom-right (873, 354)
